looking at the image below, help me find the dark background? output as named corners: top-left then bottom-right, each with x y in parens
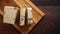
top-left (0, 0), bottom-right (60, 34)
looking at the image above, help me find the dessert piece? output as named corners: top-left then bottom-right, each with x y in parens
top-left (3, 6), bottom-right (19, 24)
top-left (20, 7), bottom-right (26, 26)
top-left (27, 7), bottom-right (33, 25)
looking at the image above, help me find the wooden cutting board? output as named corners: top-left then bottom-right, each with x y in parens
top-left (0, 0), bottom-right (45, 34)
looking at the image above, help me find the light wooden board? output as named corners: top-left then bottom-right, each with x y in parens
top-left (0, 0), bottom-right (45, 34)
top-left (14, 0), bottom-right (45, 34)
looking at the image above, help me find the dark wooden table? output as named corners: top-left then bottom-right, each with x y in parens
top-left (0, 0), bottom-right (60, 34)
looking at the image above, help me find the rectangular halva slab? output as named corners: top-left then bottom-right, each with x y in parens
top-left (3, 6), bottom-right (18, 24)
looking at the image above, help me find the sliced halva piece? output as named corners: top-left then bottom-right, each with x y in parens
top-left (20, 7), bottom-right (26, 26)
top-left (27, 7), bottom-right (33, 25)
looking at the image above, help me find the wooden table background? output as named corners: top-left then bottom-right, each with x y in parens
top-left (0, 0), bottom-right (60, 34)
